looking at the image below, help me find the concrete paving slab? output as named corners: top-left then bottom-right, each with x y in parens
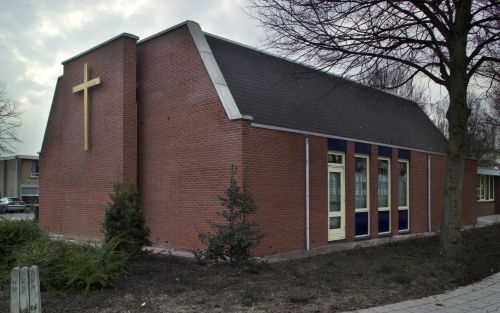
top-left (345, 272), bottom-right (500, 313)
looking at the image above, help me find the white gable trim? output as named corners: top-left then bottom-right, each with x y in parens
top-left (186, 21), bottom-right (252, 121)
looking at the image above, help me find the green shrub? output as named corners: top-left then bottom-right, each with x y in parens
top-left (64, 238), bottom-right (128, 292)
top-left (0, 220), bottom-right (41, 262)
top-left (196, 166), bottom-right (261, 268)
top-left (103, 182), bottom-right (151, 256)
top-left (12, 236), bottom-right (80, 290)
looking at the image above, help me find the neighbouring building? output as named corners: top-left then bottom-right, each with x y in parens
top-left (39, 21), bottom-right (477, 256)
top-left (0, 155), bottom-right (40, 203)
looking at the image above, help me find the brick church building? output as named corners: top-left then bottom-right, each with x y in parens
top-left (40, 21), bottom-right (477, 256)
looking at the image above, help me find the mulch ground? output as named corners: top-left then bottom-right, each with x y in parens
top-left (2, 225), bottom-right (500, 313)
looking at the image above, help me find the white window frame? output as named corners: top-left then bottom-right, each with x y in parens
top-left (398, 160), bottom-right (410, 232)
top-left (328, 152), bottom-right (346, 241)
top-left (477, 175), bottom-right (495, 202)
top-left (377, 157), bottom-right (391, 235)
top-left (354, 154), bottom-right (370, 238)
top-left (30, 160), bottom-right (39, 178)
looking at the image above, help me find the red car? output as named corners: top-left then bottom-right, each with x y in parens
top-left (0, 197), bottom-right (27, 213)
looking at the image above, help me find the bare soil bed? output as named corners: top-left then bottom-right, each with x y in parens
top-left (2, 225), bottom-right (500, 313)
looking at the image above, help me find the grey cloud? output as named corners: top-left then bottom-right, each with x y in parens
top-left (0, 0), bottom-right (263, 156)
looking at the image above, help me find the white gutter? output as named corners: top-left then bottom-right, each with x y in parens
top-left (305, 135), bottom-right (310, 251)
top-left (427, 155), bottom-right (432, 232)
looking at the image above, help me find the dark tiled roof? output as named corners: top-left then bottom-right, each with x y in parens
top-left (206, 34), bottom-right (448, 154)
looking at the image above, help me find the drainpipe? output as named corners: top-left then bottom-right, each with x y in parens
top-left (427, 155), bottom-right (432, 232)
top-left (305, 135), bottom-right (310, 251)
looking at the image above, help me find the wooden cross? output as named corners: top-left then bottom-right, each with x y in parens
top-left (72, 63), bottom-right (101, 151)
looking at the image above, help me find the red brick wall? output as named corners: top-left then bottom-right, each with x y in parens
top-left (243, 127), bottom-right (306, 255)
top-left (40, 35), bottom-right (138, 241)
top-left (477, 201), bottom-right (496, 216)
top-left (409, 151), bottom-right (429, 233)
top-left (137, 26), bottom-right (244, 251)
top-left (462, 159), bottom-right (478, 225)
top-left (309, 137), bottom-right (328, 248)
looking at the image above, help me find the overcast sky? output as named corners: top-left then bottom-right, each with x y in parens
top-left (0, 0), bottom-right (263, 156)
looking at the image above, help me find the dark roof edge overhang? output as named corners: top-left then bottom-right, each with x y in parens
top-left (251, 122), bottom-right (448, 156)
top-left (62, 33), bottom-right (139, 65)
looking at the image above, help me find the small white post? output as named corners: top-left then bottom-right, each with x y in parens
top-left (29, 266), bottom-right (41, 313)
top-left (10, 267), bottom-right (20, 313)
top-left (19, 267), bottom-right (29, 313)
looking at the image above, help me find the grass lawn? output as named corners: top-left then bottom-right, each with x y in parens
top-left (2, 225), bottom-right (500, 313)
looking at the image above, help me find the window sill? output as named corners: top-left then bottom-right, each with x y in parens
top-left (477, 200), bottom-right (495, 203)
top-left (378, 231), bottom-right (391, 236)
top-left (398, 229), bottom-right (410, 234)
top-left (355, 209), bottom-right (369, 212)
top-left (355, 235), bottom-right (370, 240)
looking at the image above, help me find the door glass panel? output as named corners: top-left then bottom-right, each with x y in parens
top-left (329, 172), bottom-right (341, 212)
top-left (329, 217), bottom-right (341, 229)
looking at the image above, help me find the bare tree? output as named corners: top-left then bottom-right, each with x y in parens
top-left (365, 67), bottom-right (496, 162)
top-left (0, 82), bottom-right (22, 155)
top-left (363, 66), bottom-right (430, 108)
top-left (249, 0), bottom-right (500, 256)
top-left (488, 84), bottom-right (500, 127)
top-left (466, 94), bottom-right (496, 162)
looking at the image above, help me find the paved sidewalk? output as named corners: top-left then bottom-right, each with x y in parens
top-left (346, 272), bottom-right (500, 313)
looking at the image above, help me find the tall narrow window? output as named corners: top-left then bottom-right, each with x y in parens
top-left (398, 161), bottom-right (409, 231)
top-left (378, 158), bottom-right (390, 234)
top-left (30, 160), bottom-right (39, 178)
top-left (355, 156), bottom-right (369, 237)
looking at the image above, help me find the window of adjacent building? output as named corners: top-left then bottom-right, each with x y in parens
top-left (21, 186), bottom-right (39, 197)
top-left (30, 160), bottom-right (39, 178)
top-left (355, 155), bottom-right (369, 237)
top-left (477, 175), bottom-right (494, 201)
top-left (398, 160), bottom-right (409, 231)
top-left (378, 158), bottom-right (391, 234)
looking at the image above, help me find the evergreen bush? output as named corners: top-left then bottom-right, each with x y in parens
top-left (103, 182), bottom-right (151, 256)
top-left (13, 236), bottom-right (79, 290)
top-left (196, 165), bottom-right (261, 268)
top-left (64, 238), bottom-right (128, 292)
top-left (0, 220), bottom-right (41, 274)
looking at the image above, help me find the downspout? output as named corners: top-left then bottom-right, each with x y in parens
top-left (427, 155), bottom-right (432, 232)
top-left (305, 135), bottom-right (310, 251)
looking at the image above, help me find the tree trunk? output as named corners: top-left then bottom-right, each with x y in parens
top-left (440, 57), bottom-right (470, 258)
